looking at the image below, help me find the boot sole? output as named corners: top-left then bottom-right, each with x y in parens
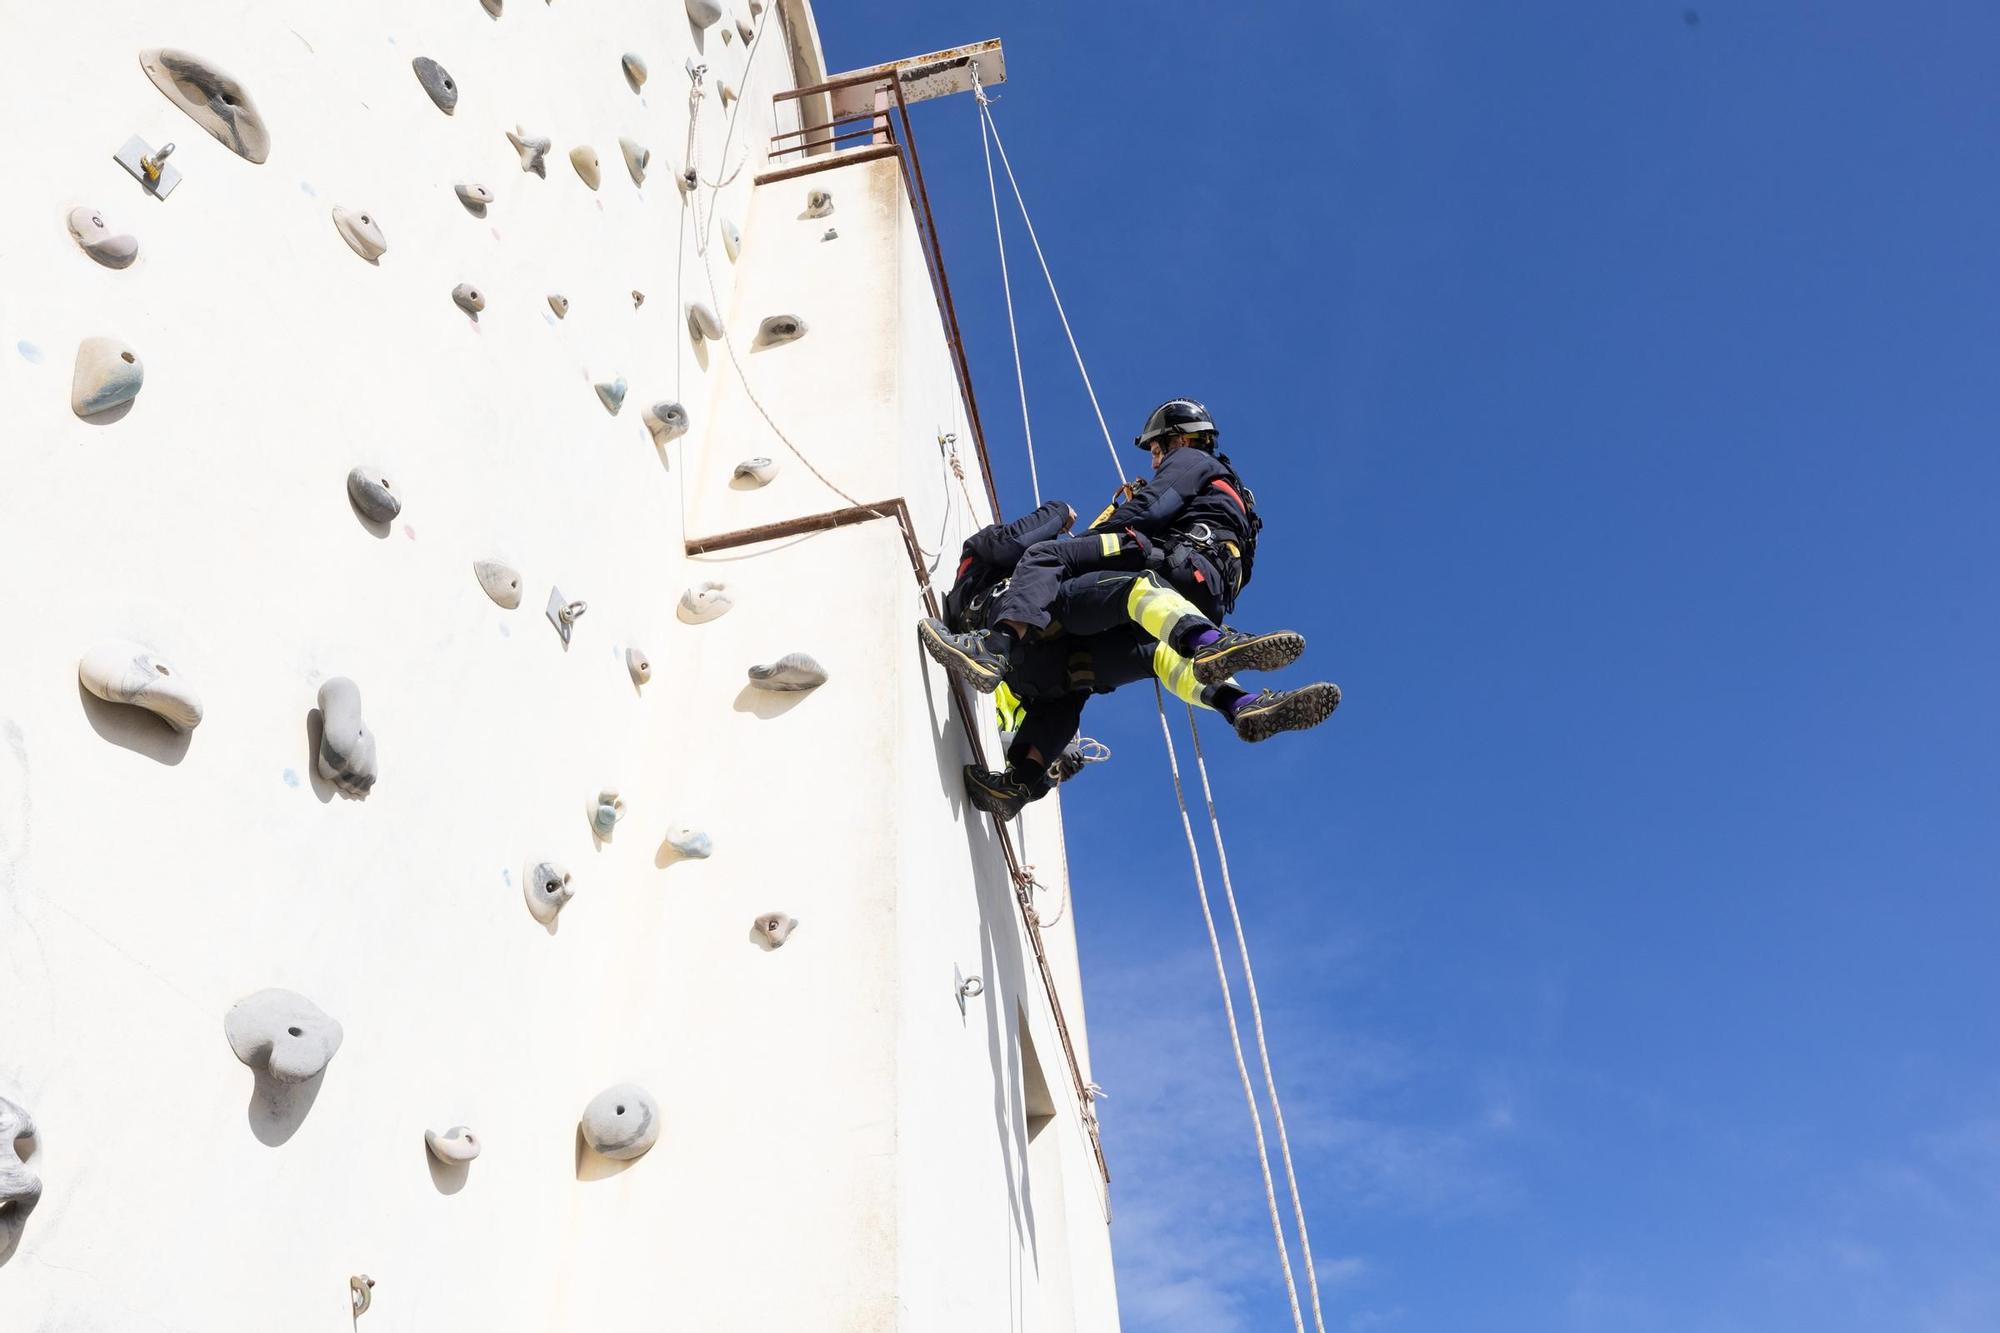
top-left (962, 765), bottom-right (1026, 821)
top-left (919, 621), bottom-right (1005, 694)
top-left (1233, 682), bottom-right (1341, 743)
top-left (1192, 630), bottom-right (1306, 686)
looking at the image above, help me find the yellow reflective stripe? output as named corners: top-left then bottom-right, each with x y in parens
top-left (1151, 641), bottom-right (1205, 706)
top-left (1125, 572), bottom-right (1202, 642)
top-left (993, 682), bottom-right (1027, 733)
top-left (1099, 532), bottom-right (1121, 558)
top-left (1088, 503), bottom-right (1118, 530)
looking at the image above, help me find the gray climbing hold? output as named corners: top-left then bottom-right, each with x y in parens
top-left (456, 182), bottom-right (493, 214)
top-left (332, 206), bottom-right (387, 262)
top-left (71, 337), bottom-right (142, 418)
top-left (685, 0), bottom-right (723, 27)
top-left (481, 0), bottom-right (503, 16)
top-left (594, 377), bottom-right (627, 414)
top-left (525, 860), bottom-right (573, 926)
top-left (756, 314), bottom-right (807, 346)
top-left (678, 581), bottom-right (733, 623)
top-left (590, 790), bottom-right (626, 840)
top-left (733, 457), bottom-right (777, 485)
top-left (316, 677), bottom-right (378, 796)
top-left (735, 13), bottom-right (755, 42)
top-left (686, 300), bottom-right (723, 341)
top-left (570, 146), bottom-right (601, 190)
top-left (822, 227), bottom-right (838, 241)
top-left (346, 467), bottom-right (400, 523)
top-left (747, 652), bottom-right (826, 691)
top-left (453, 283), bottom-right (485, 317)
top-left (756, 912), bottom-right (798, 947)
top-left (749, 0), bottom-right (766, 13)
top-left (547, 293), bottom-right (569, 318)
top-left (626, 646), bottom-right (651, 684)
top-left (806, 188), bottom-right (833, 218)
top-left (139, 49), bottom-right (271, 164)
top-left (508, 126), bottom-right (551, 177)
top-left (473, 560), bottom-right (522, 609)
top-left (225, 988), bottom-right (344, 1083)
top-left (78, 640), bottom-right (203, 731)
top-left (1, 1096), bottom-right (42, 1247)
top-left (66, 207), bottom-right (138, 269)
top-left (425, 1125), bottom-right (481, 1164)
top-left (632, 290), bottom-right (645, 308)
top-left (412, 57), bottom-right (458, 114)
top-left (580, 1084), bottom-right (660, 1161)
top-left (619, 136), bottom-right (649, 185)
top-left (622, 52), bottom-right (648, 91)
top-left (665, 825), bottom-right (711, 859)
top-left (719, 215), bottom-right (741, 261)
top-left (644, 401), bottom-right (689, 444)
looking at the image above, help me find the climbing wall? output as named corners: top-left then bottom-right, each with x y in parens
top-left (0, 1), bottom-right (1121, 1329)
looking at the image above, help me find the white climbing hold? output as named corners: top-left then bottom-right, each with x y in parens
top-left (756, 314), bottom-right (807, 346)
top-left (756, 912), bottom-right (798, 947)
top-left (718, 78), bottom-right (739, 105)
top-left (140, 49), bottom-right (271, 164)
top-left (570, 146), bottom-right (601, 190)
top-left (747, 653), bottom-right (826, 691)
top-left (644, 401), bottom-right (690, 444)
top-left (332, 206), bottom-right (387, 262)
top-left (622, 52), bottom-right (648, 90)
top-left (595, 377), bottom-right (627, 415)
top-left (686, 299), bottom-right (723, 341)
top-left (580, 1085), bottom-right (660, 1161)
top-left (720, 215), bottom-right (741, 261)
top-left (626, 646), bottom-right (651, 684)
top-left (452, 283), bottom-right (485, 317)
top-left (225, 989), bottom-right (344, 1083)
top-left (316, 677), bottom-right (378, 796)
top-left (590, 789), bottom-right (626, 840)
top-left (456, 182), bottom-right (494, 213)
top-left (508, 125), bottom-right (551, 177)
top-left (677, 581), bottom-right (733, 623)
top-left (665, 825), bottom-right (711, 859)
top-left (619, 136), bottom-right (649, 185)
top-left (66, 207), bottom-right (138, 268)
top-left (805, 188), bottom-right (833, 217)
top-left (525, 860), bottom-right (573, 926)
top-left (71, 336), bottom-right (142, 418)
top-left (473, 560), bottom-right (522, 609)
top-left (425, 1125), bottom-right (481, 1164)
top-left (733, 457), bottom-right (777, 485)
top-left (0, 1095), bottom-right (40, 1249)
top-left (734, 12), bottom-right (755, 42)
top-left (78, 640), bottom-right (203, 731)
top-left (346, 467), bottom-right (400, 523)
top-left (685, 0), bottom-right (723, 28)
top-left (547, 293), bottom-right (569, 318)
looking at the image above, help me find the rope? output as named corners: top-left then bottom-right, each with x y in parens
top-left (972, 70), bottom-right (1040, 507)
top-left (1152, 684), bottom-right (1307, 1333)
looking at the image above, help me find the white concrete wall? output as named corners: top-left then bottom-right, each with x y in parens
top-left (0, 1), bottom-right (1120, 1328)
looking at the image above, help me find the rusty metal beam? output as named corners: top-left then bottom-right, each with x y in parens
top-left (754, 143), bottom-right (899, 185)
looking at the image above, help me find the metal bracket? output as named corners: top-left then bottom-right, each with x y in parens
top-left (546, 588), bottom-right (587, 646)
top-left (114, 135), bottom-right (182, 199)
top-left (954, 968), bottom-right (984, 1016)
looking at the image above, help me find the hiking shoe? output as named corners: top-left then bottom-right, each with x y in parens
top-left (1230, 682), bottom-right (1341, 743)
top-left (1190, 626), bottom-right (1307, 686)
top-left (963, 763), bottom-right (1050, 821)
top-left (919, 618), bottom-right (1011, 693)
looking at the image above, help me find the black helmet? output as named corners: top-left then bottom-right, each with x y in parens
top-left (1135, 397), bottom-right (1217, 450)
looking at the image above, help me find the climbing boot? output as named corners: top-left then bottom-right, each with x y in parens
top-left (919, 618), bottom-right (1011, 694)
top-left (963, 762), bottom-right (1051, 821)
top-left (1189, 626), bottom-right (1307, 686)
top-left (1229, 682), bottom-right (1342, 744)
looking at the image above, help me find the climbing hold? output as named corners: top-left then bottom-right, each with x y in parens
top-left (685, 0), bottom-right (723, 28)
top-left (346, 467), bottom-right (400, 523)
top-left (70, 336), bottom-right (143, 418)
top-left (412, 57), bottom-right (458, 114)
top-left (0, 1095), bottom-right (40, 1246)
top-left (455, 182), bottom-right (494, 214)
top-left (525, 860), bottom-right (573, 926)
top-left (718, 78), bottom-right (739, 106)
top-left (78, 640), bottom-right (203, 731)
top-left (66, 207), bottom-right (138, 269)
top-left (350, 1276), bottom-right (376, 1318)
top-left (733, 457), bottom-right (777, 486)
top-left (579, 1084), bottom-right (660, 1161)
top-left (570, 146), bottom-right (601, 190)
top-left (756, 912), bottom-right (798, 947)
top-left (594, 377), bottom-right (627, 415)
top-left (225, 988), bottom-right (344, 1083)
top-left (719, 25), bottom-right (734, 45)
top-left (315, 677), bottom-right (378, 796)
top-left (747, 653), bottom-right (826, 691)
top-left (139, 49), bottom-right (271, 164)
top-left (547, 293), bottom-right (569, 318)
top-left (626, 647), bottom-right (651, 684)
top-left (806, 188), bottom-right (833, 217)
top-left (590, 790), bottom-right (626, 840)
top-left (425, 1125), bottom-right (481, 1164)
top-left (332, 206), bottom-right (387, 262)
top-left (756, 314), bottom-right (807, 346)
top-left (619, 136), bottom-right (649, 185)
top-left (622, 52), bottom-right (648, 91)
top-left (748, 0), bottom-right (766, 14)
top-left (677, 581), bottom-right (733, 623)
top-left (481, 0), bottom-right (503, 15)
top-left (508, 126), bottom-right (551, 176)
top-left (452, 283), bottom-right (485, 317)
top-left (473, 560), bottom-right (522, 609)
top-left (735, 13), bottom-right (755, 42)
top-left (822, 227), bottom-right (838, 241)
top-left (665, 825), bottom-right (711, 859)
top-left (686, 300), bottom-right (723, 341)
top-left (643, 401), bottom-right (690, 444)
top-left (719, 215), bottom-right (741, 261)
top-left (631, 290), bottom-right (645, 308)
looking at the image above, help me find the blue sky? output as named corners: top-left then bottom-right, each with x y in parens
top-left (831, 4), bottom-right (2000, 1328)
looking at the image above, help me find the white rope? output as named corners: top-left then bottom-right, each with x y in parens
top-left (1152, 683), bottom-right (1307, 1333)
top-left (1187, 706), bottom-right (1328, 1333)
top-left (972, 71), bottom-right (1041, 507)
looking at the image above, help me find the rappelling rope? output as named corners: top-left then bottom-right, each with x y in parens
top-left (972, 72), bottom-right (1040, 507)
top-left (976, 84), bottom-right (1328, 1331)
